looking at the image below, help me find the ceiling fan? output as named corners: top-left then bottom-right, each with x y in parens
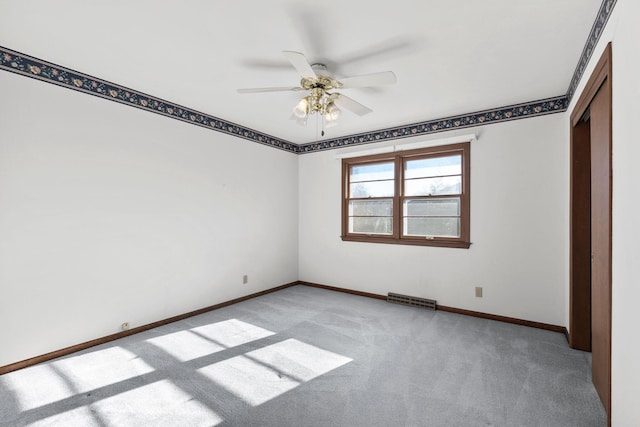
top-left (237, 51), bottom-right (397, 134)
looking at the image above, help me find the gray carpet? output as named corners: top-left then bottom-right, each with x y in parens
top-left (0, 285), bottom-right (606, 426)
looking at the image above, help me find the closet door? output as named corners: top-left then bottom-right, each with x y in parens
top-left (589, 79), bottom-right (612, 416)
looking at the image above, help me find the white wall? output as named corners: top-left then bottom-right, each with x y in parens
top-left (0, 71), bottom-right (299, 367)
top-left (299, 114), bottom-right (568, 326)
top-left (567, 0), bottom-right (640, 424)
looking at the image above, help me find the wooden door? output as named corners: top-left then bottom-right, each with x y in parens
top-left (569, 43), bottom-right (612, 423)
top-left (589, 79), bottom-right (612, 416)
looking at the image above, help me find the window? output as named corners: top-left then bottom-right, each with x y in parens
top-left (341, 142), bottom-right (470, 248)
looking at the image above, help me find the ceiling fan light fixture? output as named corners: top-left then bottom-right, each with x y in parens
top-left (326, 101), bottom-right (342, 121)
top-left (293, 97), bottom-right (310, 118)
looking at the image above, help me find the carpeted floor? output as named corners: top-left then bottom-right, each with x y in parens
top-left (0, 285), bottom-right (607, 426)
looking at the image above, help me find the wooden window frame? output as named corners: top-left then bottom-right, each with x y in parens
top-left (341, 142), bottom-right (470, 249)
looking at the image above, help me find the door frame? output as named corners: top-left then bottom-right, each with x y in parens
top-left (569, 42), bottom-right (612, 419)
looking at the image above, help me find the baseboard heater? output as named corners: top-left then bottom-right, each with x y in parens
top-left (387, 292), bottom-right (437, 310)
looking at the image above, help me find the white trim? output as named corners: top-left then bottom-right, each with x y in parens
top-left (334, 133), bottom-right (477, 159)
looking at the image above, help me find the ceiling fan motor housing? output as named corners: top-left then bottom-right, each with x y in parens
top-left (301, 74), bottom-right (342, 91)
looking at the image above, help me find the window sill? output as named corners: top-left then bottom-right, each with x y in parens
top-left (341, 235), bottom-right (471, 249)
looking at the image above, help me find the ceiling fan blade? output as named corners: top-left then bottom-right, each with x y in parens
top-left (339, 71), bottom-right (397, 89)
top-left (240, 58), bottom-right (291, 70)
top-left (282, 50), bottom-right (317, 78)
top-left (335, 37), bottom-right (419, 68)
top-left (237, 86), bottom-right (304, 94)
top-left (286, 5), bottom-right (328, 59)
top-left (334, 94), bottom-right (373, 117)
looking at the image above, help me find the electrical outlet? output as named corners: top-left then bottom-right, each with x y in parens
top-left (121, 322), bottom-right (130, 331)
top-left (243, 275), bottom-right (248, 284)
top-left (475, 287), bottom-right (483, 298)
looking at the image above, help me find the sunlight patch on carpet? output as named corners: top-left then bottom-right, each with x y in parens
top-left (247, 338), bottom-right (353, 382)
top-left (191, 318), bottom-right (275, 348)
top-left (28, 406), bottom-right (102, 427)
top-left (53, 346), bottom-right (154, 393)
top-left (146, 330), bottom-right (226, 362)
top-left (91, 379), bottom-right (223, 426)
top-left (199, 354), bottom-right (300, 406)
top-left (1, 346), bottom-right (155, 412)
top-left (198, 338), bottom-right (352, 406)
top-left (2, 364), bottom-right (75, 411)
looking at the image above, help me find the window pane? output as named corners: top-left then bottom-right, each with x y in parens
top-left (350, 162), bottom-right (394, 183)
top-left (405, 155), bottom-right (461, 179)
top-left (403, 217), bottom-right (460, 237)
top-left (404, 176), bottom-right (461, 196)
top-left (404, 198), bottom-right (460, 216)
top-left (350, 180), bottom-right (394, 198)
top-left (349, 217), bottom-right (393, 235)
top-left (342, 142), bottom-right (469, 247)
top-left (349, 200), bottom-right (393, 216)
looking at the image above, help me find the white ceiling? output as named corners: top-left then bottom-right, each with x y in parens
top-left (1, 0), bottom-right (602, 145)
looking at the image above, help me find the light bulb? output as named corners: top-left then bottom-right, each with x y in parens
top-left (326, 102), bottom-right (342, 121)
top-left (293, 98), bottom-right (309, 118)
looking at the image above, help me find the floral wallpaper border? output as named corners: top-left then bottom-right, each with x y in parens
top-left (566, 0), bottom-right (617, 101)
top-left (298, 96), bottom-right (568, 152)
top-left (0, 0), bottom-right (617, 155)
top-left (0, 47), bottom-right (297, 153)
top-left (0, 46), bottom-right (568, 155)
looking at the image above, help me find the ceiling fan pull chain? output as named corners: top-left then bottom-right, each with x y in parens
top-left (321, 114), bottom-right (326, 137)
top-left (315, 113), bottom-right (320, 139)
